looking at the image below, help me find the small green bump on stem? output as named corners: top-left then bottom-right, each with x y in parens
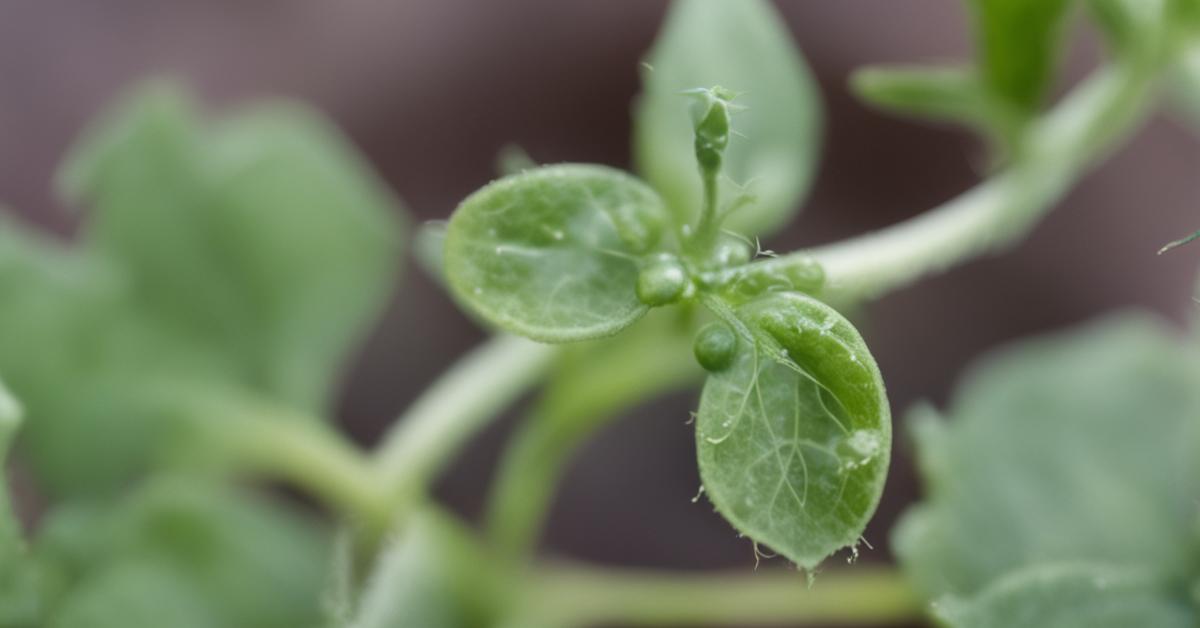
top-left (709, 234), bottom-right (753, 269)
top-left (637, 253), bottom-right (691, 306)
top-left (693, 322), bottom-right (738, 372)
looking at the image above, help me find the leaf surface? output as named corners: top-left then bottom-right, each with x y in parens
top-left (695, 293), bottom-right (890, 568)
top-left (445, 164), bottom-right (669, 342)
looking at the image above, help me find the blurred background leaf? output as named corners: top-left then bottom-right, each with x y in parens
top-left (634, 0), bottom-right (821, 238)
top-left (932, 563), bottom-right (1194, 628)
top-left (0, 82), bottom-right (406, 498)
top-left (37, 478), bottom-right (331, 628)
top-left (61, 82), bottom-right (405, 412)
top-left (894, 314), bottom-right (1200, 610)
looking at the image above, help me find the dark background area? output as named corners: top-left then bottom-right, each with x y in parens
top-left (3, 1), bottom-right (1198, 625)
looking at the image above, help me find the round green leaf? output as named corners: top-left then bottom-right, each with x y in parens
top-left (695, 292), bottom-right (890, 569)
top-left (445, 164), bottom-right (671, 342)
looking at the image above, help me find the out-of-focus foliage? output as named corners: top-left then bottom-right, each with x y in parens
top-left (851, 66), bottom-right (991, 129)
top-left (634, 0), bottom-right (821, 238)
top-left (931, 563), bottom-right (1193, 628)
top-left (345, 511), bottom-right (498, 628)
top-left (0, 82), bottom-right (404, 627)
top-left (851, 0), bottom-right (1200, 149)
top-left (894, 314), bottom-right (1200, 625)
top-left (853, 0), bottom-right (1071, 146)
top-left (0, 382), bottom-right (54, 628)
top-left (59, 82), bottom-right (403, 413)
top-left (968, 0), bottom-right (1072, 118)
top-left (1174, 40), bottom-right (1200, 126)
top-left (38, 479), bottom-right (329, 628)
top-left (0, 82), bottom-right (403, 498)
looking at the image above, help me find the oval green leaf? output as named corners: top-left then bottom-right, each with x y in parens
top-left (634, 0), bottom-right (821, 238)
top-left (445, 164), bottom-right (671, 342)
top-left (695, 292), bottom-right (890, 569)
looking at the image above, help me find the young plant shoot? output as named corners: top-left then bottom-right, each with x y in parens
top-left (2, 0), bottom-right (1200, 627)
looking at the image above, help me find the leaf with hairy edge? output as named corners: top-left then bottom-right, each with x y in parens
top-left (695, 292), bottom-right (890, 569)
top-left (635, 0), bottom-right (821, 237)
top-left (445, 164), bottom-right (671, 343)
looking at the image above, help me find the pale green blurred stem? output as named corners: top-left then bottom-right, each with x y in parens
top-left (373, 334), bottom-right (557, 506)
top-left (190, 393), bottom-right (393, 535)
top-left (753, 61), bottom-right (1160, 303)
top-left (526, 565), bottom-right (922, 627)
top-left (486, 321), bottom-right (701, 559)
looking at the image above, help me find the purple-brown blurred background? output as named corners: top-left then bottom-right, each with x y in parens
top-left (3, 0), bottom-right (1199, 623)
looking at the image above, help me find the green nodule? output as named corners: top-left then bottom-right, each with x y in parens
top-left (693, 322), bottom-right (738, 372)
top-left (637, 254), bottom-right (691, 307)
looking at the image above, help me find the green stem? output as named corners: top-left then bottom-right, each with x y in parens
top-left (238, 414), bottom-right (390, 532)
top-left (486, 315), bottom-right (700, 559)
top-left (526, 564), bottom-right (923, 627)
top-left (752, 61), bottom-right (1160, 303)
top-left (183, 391), bottom-right (391, 534)
top-left (373, 334), bottom-right (556, 506)
top-left (690, 168), bottom-right (721, 258)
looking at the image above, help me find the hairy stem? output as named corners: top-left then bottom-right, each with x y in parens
top-left (752, 61), bottom-right (1160, 302)
top-left (526, 564), bottom-right (923, 627)
top-left (374, 334), bottom-right (556, 506)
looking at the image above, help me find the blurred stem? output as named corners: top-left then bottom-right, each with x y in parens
top-left (753, 60), bottom-right (1161, 303)
top-left (486, 315), bottom-right (700, 560)
top-left (526, 564), bottom-right (922, 627)
top-left (373, 334), bottom-right (557, 509)
top-left (186, 392), bottom-right (392, 535)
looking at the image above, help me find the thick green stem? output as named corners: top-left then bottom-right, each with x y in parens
top-left (234, 413), bottom-right (391, 533)
top-left (179, 390), bottom-right (392, 534)
top-left (373, 334), bottom-right (556, 508)
top-left (526, 564), bottom-right (923, 627)
top-left (751, 61), bottom-right (1159, 303)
